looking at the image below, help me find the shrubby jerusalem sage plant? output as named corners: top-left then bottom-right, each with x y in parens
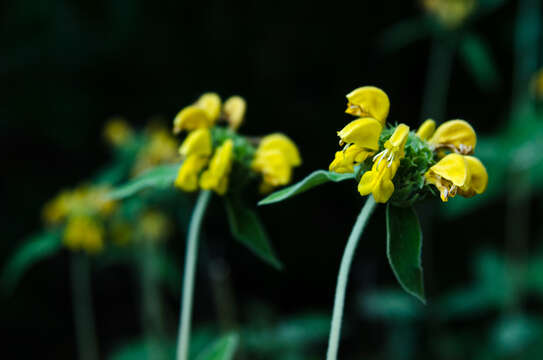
top-left (259, 86), bottom-right (488, 360)
top-left (108, 92), bottom-right (301, 360)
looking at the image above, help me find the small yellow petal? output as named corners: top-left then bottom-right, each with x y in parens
top-left (429, 119), bottom-right (476, 154)
top-left (345, 86), bottom-right (390, 124)
top-left (428, 153), bottom-right (470, 187)
top-left (357, 159), bottom-right (399, 203)
top-left (256, 134), bottom-right (301, 166)
top-left (459, 156), bottom-right (488, 197)
top-left (337, 117), bottom-right (382, 150)
top-left (173, 106), bottom-right (211, 134)
top-left (196, 93), bottom-right (222, 122)
top-left (174, 155), bottom-right (209, 192)
top-left (416, 119), bottom-right (436, 141)
top-left (179, 128), bottom-right (212, 157)
top-left (386, 124), bottom-right (410, 149)
top-left (329, 146), bottom-right (373, 174)
top-left (223, 96), bottom-right (247, 130)
top-left (200, 139), bottom-right (235, 195)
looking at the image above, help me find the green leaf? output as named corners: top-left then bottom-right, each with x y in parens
top-left (258, 170), bottom-right (355, 206)
top-left (386, 204), bottom-right (425, 303)
top-left (195, 333), bottom-right (239, 360)
top-left (225, 197), bottom-right (282, 269)
top-left (459, 33), bottom-right (500, 91)
top-left (2, 230), bottom-right (63, 293)
top-left (108, 163), bottom-right (180, 200)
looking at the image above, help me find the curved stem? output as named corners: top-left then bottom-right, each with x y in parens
top-left (70, 252), bottom-right (99, 360)
top-left (326, 196), bottom-right (377, 360)
top-left (176, 190), bottom-right (212, 360)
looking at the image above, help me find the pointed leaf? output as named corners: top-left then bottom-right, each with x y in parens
top-left (258, 170), bottom-right (355, 206)
top-left (2, 230), bottom-right (63, 293)
top-left (195, 333), bottom-right (239, 360)
top-left (225, 197), bottom-right (282, 269)
top-left (386, 204), bottom-right (425, 303)
top-left (108, 164), bottom-right (180, 200)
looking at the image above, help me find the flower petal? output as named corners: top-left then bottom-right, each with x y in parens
top-left (345, 86), bottom-right (390, 124)
top-left (173, 106), bottom-right (211, 133)
top-left (179, 128), bottom-right (212, 157)
top-left (224, 96), bottom-right (247, 130)
top-left (429, 153), bottom-right (470, 187)
top-left (337, 117), bottom-right (382, 150)
top-left (429, 119), bottom-right (476, 153)
top-left (416, 119), bottom-right (436, 141)
top-left (257, 134), bottom-right (301, 166)
top-left (196, 93), bottom-right (222, 122)
top-left (460, 156), bottom-right (488, 197)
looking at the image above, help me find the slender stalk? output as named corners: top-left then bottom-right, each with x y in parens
top-left (420, 35), bottom-right (455, 121)
top-left (176, 190), bottom-right (212, 360)
top-left (70, 252), bottom-right (99, 360)
top-left (141, 240), bottom-right (166, 360)
top-left (326, 196), bottom-right (377, 360)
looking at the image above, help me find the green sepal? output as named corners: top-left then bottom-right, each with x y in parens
top-left (225, 196), bottom-right (282, 269)
top-left (386, 204), bottom-right (426, 304)
top-left (258, 170), bottom-right (355, 206)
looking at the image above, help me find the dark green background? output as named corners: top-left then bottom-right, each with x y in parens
top-left (1, 0), bottom-right (538, 358)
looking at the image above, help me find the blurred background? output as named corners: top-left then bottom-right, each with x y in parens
top-left (2, 0), bottom-right (543, 359)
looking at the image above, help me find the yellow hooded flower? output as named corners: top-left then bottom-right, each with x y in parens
top-left (458, 156), bottom-right (488, 198)
top-left (252, 134), bottom-right (302, 192)
top-left (174, 155), bottom-right (210, 192)
top-left (428, 119), bottom-right (477, 155)
top-left (178, 128), bottom-right (212, 158)
top-left (358, 124), bottom-right (409, 203)
top-left (223, 96), bottom-right (247, 130)
top-left (63, 215), bottom-right (105, 254)
top-left (103, 117), bottom-right (134, 146)
top-left (200, 139), bottom-right (235, 195)
top-left (345, 86), bottom-right (390, 124)
top-left (133, 126), bottom-right (179, 175)
top-left (416, 119), bottom-right (436, 141)
top-left (425, 153), bottom-right (470, 202)
top-left (330, 117), bottom-right (383, 173)
top-left (173, 93), bottom-right (222, 133)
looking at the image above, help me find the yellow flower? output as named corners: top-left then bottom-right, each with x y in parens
top-left (200, 139), bottom-right (235, 195)
top-left (103, 117), bottom-right (134, 146)
top-left (133, 126), bottom-right (179, 175)
top-left (178, 128), bottom-right (212, 158)
top-left (424, 153), bottom-right (470, 202)
top-left (223, 96), bottom-right (247, 130)
top-left (458, 155), bottom-right (488, 198)
top-left (415, 119), bottom-right (436, 141)
top-left (42, 191), bottom-right (72, 225)
top-left (173, 93), bottom-right (222, 133)
top-left (139, 210), bottom-right (172, 241)
top-left (252, 134), bottom-right (302, 192)
top-left (345, 86), bottom-right (390, 124)
top-left (358, 124), bottom-right (409, 203)
top-left (329, 117), bottom-right (382, 173)
top-left (423, 0), bottom-right (476, 28)
top-left (427, 119), bottom-right (477, 155)
top-left (174, 155), bottom-right (209, 192)
top-left (532, 69), bottom-right (543, 98)
top-left (63, 216), bottom-right (105, 254)
top-left (358, 157), bottom-right (400, 203)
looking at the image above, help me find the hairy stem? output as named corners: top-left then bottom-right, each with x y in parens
top-left (176, 190), bottom-right (212, 360)
top-left (326, 196), bottom-right (377, 360)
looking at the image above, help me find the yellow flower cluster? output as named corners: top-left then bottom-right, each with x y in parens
top-left (132, 123), bottom-right (180, 176)
top-left (103, 117), bottom-right (134, 147)
top-left (423, 0), bottom-right (476, 28)
top-left (42, 185), bottom-right (116, 254)
top-left (330, 86), bottom-right (410, 203)
top-left (418, 119), bottom-right (488, 202)
top-left (173, 93), bottom-right (246, 195)
top-left (173, 93), bottom-right (301, 195)
top-left (329, 86), bottom-right (488, 204)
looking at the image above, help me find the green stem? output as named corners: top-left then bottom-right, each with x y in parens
top-left (141, 240), bottom-right (166, 360)
top-left (70, 252), bottom-right (99, 360)
top-left (421, 36), bottom-right (455, 121)
top-left (176, 190), bottom-right (212, 360)
top-left (326, 196), bottom-right (377, 360)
